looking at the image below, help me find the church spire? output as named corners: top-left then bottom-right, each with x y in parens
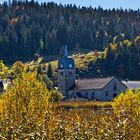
top-left (64, 45), bottom-right (68, 57)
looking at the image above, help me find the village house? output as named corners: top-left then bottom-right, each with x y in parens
top-left (57, 46), bottom-right (140, 101)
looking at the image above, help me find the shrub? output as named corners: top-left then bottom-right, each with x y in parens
top-left (0, 72), bottom-right (53, 139)
top-left (112, 90), bottom-right (140, 139)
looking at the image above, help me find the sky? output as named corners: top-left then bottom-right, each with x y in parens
top-left (0, 0), bottom-right (140, 10)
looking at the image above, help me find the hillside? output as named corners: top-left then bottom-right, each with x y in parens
top-left (25, 34), bottom-right (140, 81)
top-left (0, 1), bottom-right (140, 64)
top-left (0, 1), bottom-right (140, 80)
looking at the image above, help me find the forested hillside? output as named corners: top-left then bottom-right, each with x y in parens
top-left (83, 36), bottom-right (140, 80)
top-left (0, 0), bottom-right (140, 63)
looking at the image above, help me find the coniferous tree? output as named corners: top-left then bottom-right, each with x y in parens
top-left (47, 62), bottom-right (53, 78)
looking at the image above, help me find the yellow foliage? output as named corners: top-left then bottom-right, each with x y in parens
top-left (11, 61), bottom-right (26, 78)
top-left (123, 39), bottom-right (131, 47)
top-left (0, 60), bottom-right (9, 79)
top-left (110, 43), bottom-right (117, 53)
top-left (0, 72), bottom-right (52, 139)
top-left (112, 90), bottom-right (140, 117)
top-left (0, 73), bottom-right (140, 140)
top-left (112, 90), bottom-right (140, 138)
top-left (135, 36), bottom-right (140, 44)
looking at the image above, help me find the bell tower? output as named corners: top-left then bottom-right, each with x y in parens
top-left (58, 45), bottom-right (76, 98)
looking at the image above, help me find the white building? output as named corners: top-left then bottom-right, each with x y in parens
top-left (58, 46), bottom-right (128, 101)
top-left (68, 77), bottom-right (127, 101)
top-left (122, 81), bottom-right (140, 90)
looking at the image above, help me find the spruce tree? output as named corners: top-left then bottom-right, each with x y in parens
top-left (47, 63), bottom-right (53, 78)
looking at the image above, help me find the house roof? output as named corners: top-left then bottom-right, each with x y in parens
top-left (122, 81), bottom-right (140, 89)
top-left (73, 77), bottom-right (114, 90)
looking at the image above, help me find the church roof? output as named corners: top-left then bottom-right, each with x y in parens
top-left (58, 57), bottom-right (75, 69)
top-left (73, 77), bottom-right (114, 90)
top-left (58, 45), bottom-right (75, 69)
top-left (122, 81), bottom-right (140, 89)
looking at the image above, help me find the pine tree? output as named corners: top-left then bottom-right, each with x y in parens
top-left (47, 63), bottom-right (53, 78)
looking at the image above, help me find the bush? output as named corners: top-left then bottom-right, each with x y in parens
top-left (0, 72), bottom-right (53, 139)
top-left (112, 90), bottom-right (140, 138)
top-left (50, 90), bottom-right (63, 102)
top-left (38, 74), bottom-right (53, 90)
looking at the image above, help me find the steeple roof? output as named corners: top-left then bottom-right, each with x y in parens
top-left (64, 45), bottom-right (68, 57)
top-left (58, 45), bottom-right (75, 69)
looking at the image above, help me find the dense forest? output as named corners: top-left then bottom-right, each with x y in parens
top-left (0, 0), bottom-right (140, 62)
top-left (83, 36), bottom-right (140, 80)
top-left (1, 1), bottom-right (140, 80)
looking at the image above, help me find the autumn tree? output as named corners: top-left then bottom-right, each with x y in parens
top-left (10, 61), bottom-right (26, 79)
top-left (38, 73), bottom-right (53, 90)
top-left (47, 62), bottom-right (53, 79)
top-left (112, 90), bottom-right (140, 139)
top-left (0, 60), bottom-right (9, 79)
top-left (0, 72), bottom-right (53, 139)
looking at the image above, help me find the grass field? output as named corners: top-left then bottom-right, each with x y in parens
top-left (53, 101), bottom-right (112, 110)
top-left (26, 51), bottom-right (104, 72)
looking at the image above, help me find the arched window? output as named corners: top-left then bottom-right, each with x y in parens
top-left (92, 92), bottom-right (95, 99)
top-left (69, 71), bottom-right (72, 76)
top-left (106, 91), bottom-right (108, 96)
top-left (60, 72), bottom-right (63, 76)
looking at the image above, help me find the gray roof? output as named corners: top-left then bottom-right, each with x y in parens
top-left (122, 81), bottom-right (140, 89)
top-left (73, 77), bottom-right (114, 90)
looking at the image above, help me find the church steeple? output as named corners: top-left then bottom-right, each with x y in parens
top-left (64, 45), bottom-right (68, 57)
top-left (58, 45), bottom-right (76, 98)
top-left (58, 45), bottom-right (75, 69)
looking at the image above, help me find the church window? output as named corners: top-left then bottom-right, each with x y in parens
top-left (60, 64), bottom-right (63, 68)
top-left (60, 72), bottom-right (63, 76)
top-left (69, 64), bottom-right (72, 68)
top-left (69, 71), bottom-right (72, 76)
top-left (114, 83), bottom-right (117, 91)
top-left (106, 91), bottom-right (108, 96)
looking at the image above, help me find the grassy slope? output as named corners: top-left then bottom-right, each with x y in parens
top-left (26, 51), bottom-right (104, 72)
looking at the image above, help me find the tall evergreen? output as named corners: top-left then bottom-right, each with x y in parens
top-left (1, 1), bottom-right (140, 80)
top-left (47, 63), bottom-right (53, 78)
top-left (0, 1), bottom-right (140, 63)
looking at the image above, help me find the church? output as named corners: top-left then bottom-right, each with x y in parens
top-left (57, 46), bottom-right (128, 101)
